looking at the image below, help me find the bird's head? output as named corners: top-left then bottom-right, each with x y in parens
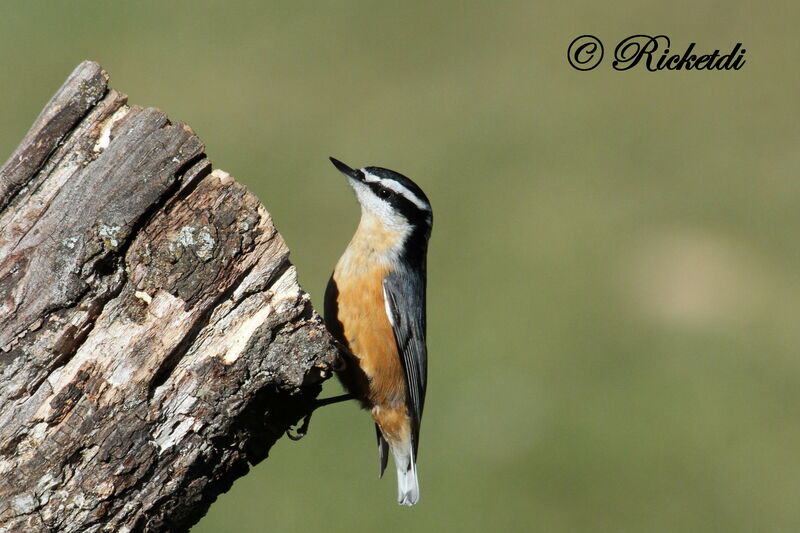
top-left (329, 157), bottom-right (432, 239)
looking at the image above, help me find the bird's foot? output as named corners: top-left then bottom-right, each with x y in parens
top-left (286, 393), bottom-right (355, 441)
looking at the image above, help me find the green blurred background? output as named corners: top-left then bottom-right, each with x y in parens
top-left (2, 1), bottom-right (799, 531)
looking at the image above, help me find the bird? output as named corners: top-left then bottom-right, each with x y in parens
top-left (324, 157), bottom-right (432, 506)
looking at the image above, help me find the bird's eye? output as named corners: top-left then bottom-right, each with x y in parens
top-left (377, 188), bottom-right (392, 199)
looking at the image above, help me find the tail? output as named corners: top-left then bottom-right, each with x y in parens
top-left (391, 440), bottom-right (419, 506)
top-left (376, 424), bottom-right (389, 477)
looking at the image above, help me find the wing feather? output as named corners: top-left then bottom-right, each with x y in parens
top-left (382, 269), bottom-right (427, 455)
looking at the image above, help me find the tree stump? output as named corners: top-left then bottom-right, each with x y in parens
top-left (0, 61), bottom-right (338, 532)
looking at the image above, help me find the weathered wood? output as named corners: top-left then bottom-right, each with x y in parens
top-left (0, 61), bottom-right (338, 532)
top-left (0, 61), bottom-right (108, 212)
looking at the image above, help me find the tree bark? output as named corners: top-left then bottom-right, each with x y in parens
top-left (0, 61), bottom-right (338, 532)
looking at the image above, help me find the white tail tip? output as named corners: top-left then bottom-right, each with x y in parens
top-left (395, 447), bottom-right (419, 506)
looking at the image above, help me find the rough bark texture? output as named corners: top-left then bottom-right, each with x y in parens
top-left (0, 61), bottom-right (338, 532)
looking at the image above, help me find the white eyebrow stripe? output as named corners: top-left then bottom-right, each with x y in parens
top-left (362, 169), bottom-right (431, 211)
top-left (361, 170), bottom-right (380, 183)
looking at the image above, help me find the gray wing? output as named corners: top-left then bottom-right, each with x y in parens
top-left (382, 268), bottom-right (427, 456)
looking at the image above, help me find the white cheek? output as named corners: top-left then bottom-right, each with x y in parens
top-left (354, 186), bottom-right (409, 232)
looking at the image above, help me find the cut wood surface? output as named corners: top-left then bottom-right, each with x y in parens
top-left (0, 61), bottom-right (338, 532)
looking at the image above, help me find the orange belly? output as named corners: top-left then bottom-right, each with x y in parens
top-left (326, 269), bottom-right (412, 443)
top-left (329, 265), bottom-right (407, 409)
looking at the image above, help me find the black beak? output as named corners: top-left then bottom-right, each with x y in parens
top-left (329, 157), bottom-right (364, 181)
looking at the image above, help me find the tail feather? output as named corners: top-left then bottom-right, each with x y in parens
top-left (376, 424), bottom-right (389, 478)
top-left (392, 443), bottom-right (419, 506)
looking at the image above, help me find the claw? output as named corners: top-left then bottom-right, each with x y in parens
top-left (287, 413), bottom-right (313, 441)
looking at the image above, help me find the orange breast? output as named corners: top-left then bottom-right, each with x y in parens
top-left (326, 212), bottom-right (412, 444)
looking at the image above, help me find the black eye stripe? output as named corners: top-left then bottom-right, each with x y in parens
top-left (367, 181), bottom-right (392, 198)
top-left (367, 182), bottom-right (427, 222)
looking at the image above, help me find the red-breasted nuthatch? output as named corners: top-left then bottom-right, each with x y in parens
top-left (325, 157), bottom-right (432, 506)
